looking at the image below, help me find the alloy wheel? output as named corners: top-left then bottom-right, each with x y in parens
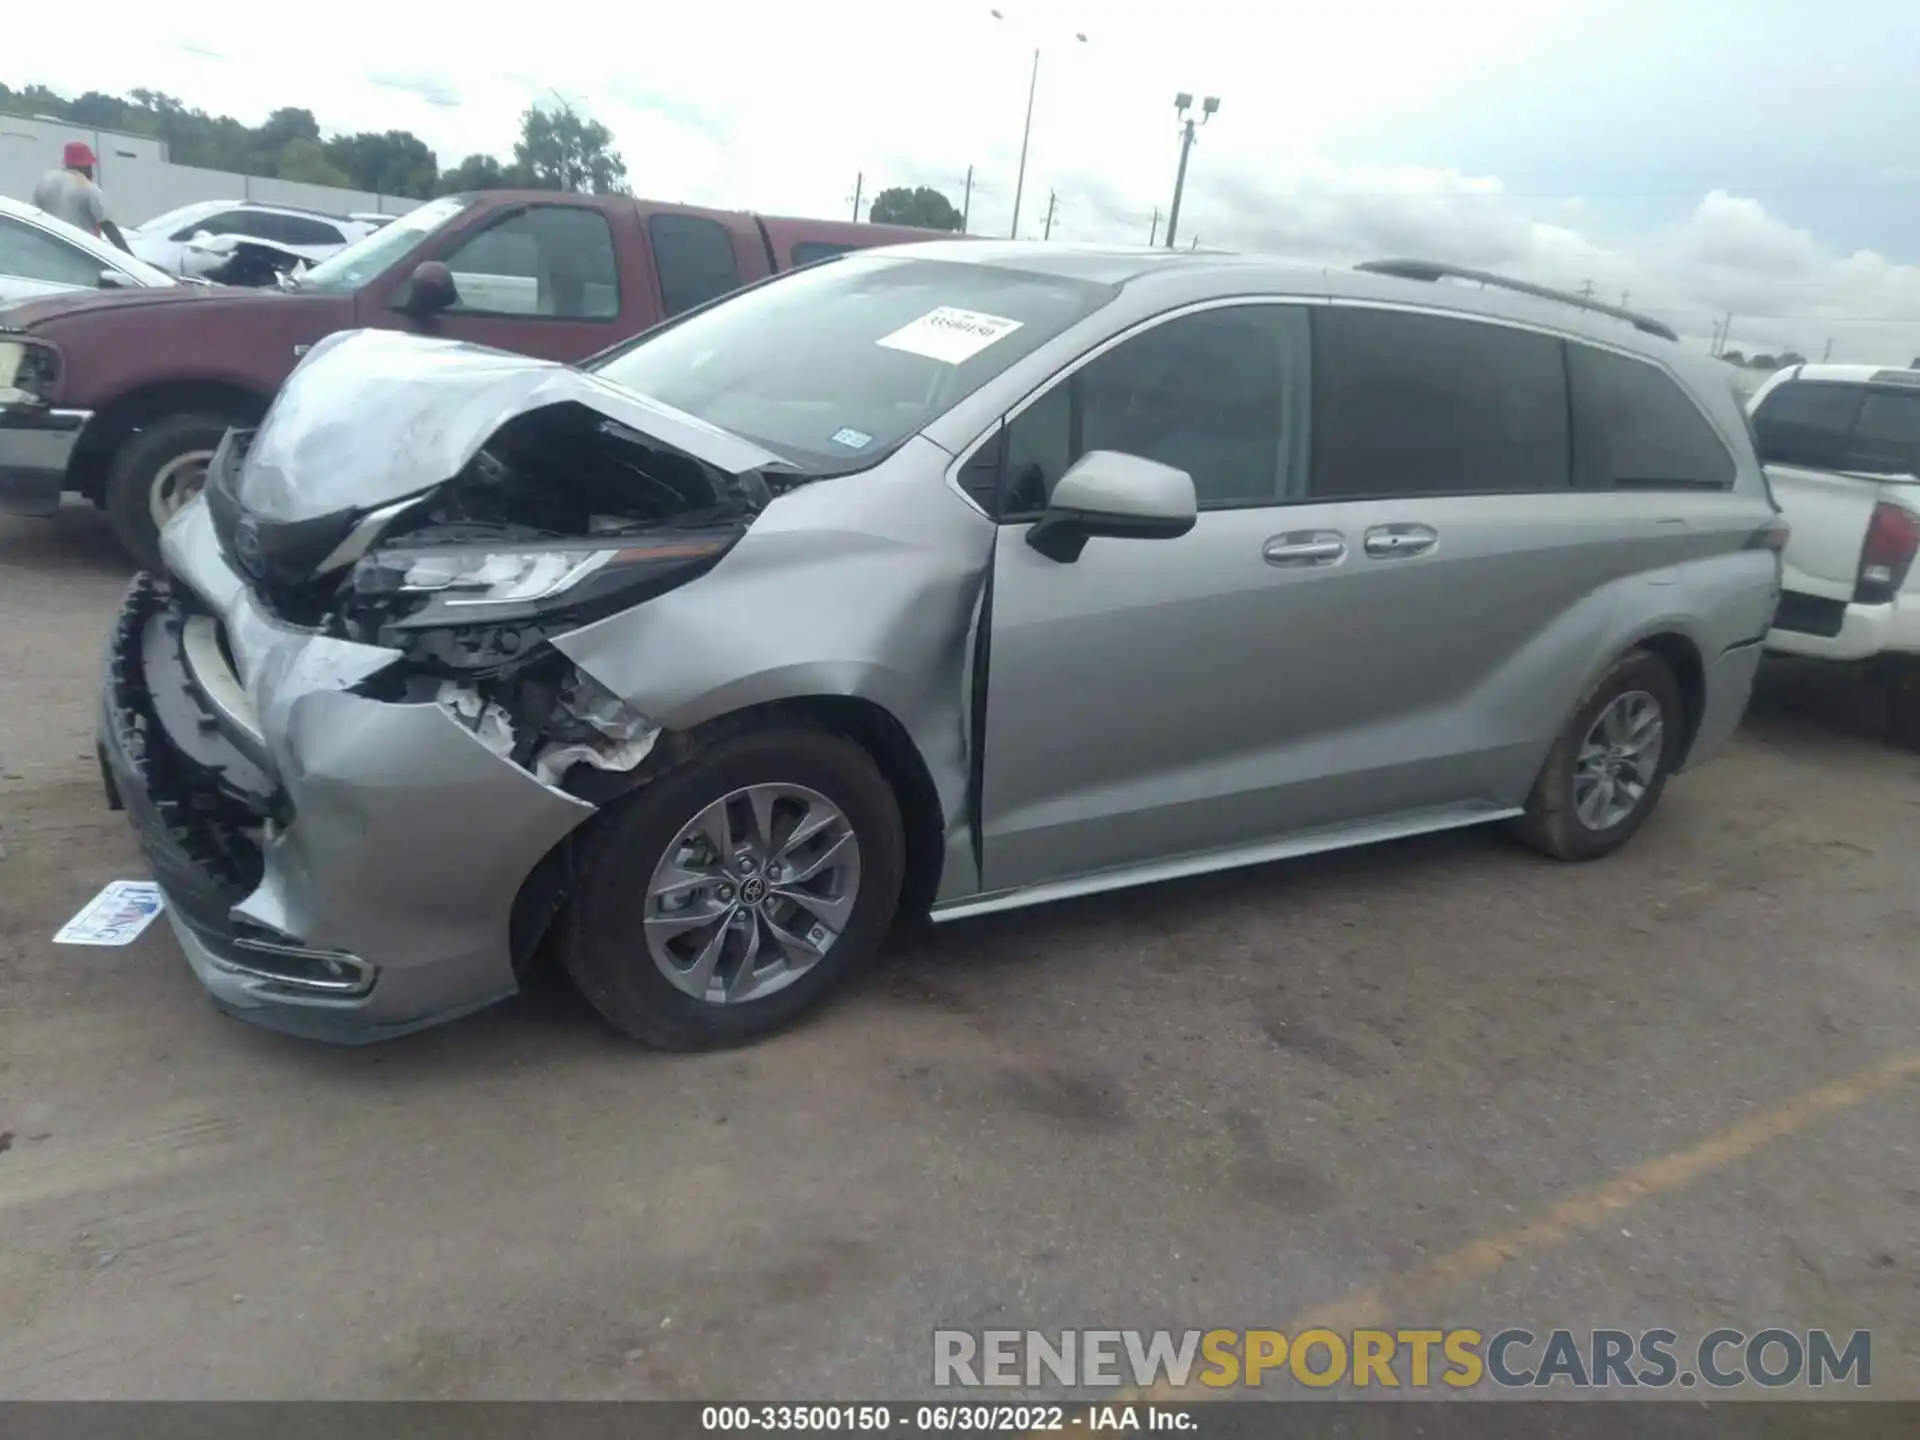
top-left (1573, 689), bottom-right (1665, 831)
top-left (643, 783), bottom-right (862, 1005)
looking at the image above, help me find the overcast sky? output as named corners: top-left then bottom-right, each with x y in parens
top-left (9, 0), bottom-right (1919, 360)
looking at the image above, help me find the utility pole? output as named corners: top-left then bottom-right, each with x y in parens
top-left (1578, 279), bottom-right (1596, 300)
top-left (1164, 92), bottom-right (1220, 249)
top-left (961, 165), bottom-right (974, 234)
top-left (1821, 338), bottom-right (1833, 362)
top-left (1042, 189), bottom-right (1059, 240)
top-left (850, 171), bottom-right (863, 222)
top-left (1620, 290), bottom-right (1630, 308)
top-left (1148, 207), bottom-right (1160, 246)
top-left (1715, 311), bottom-right (1734, 357)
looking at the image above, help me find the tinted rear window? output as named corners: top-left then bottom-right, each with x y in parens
top-left (1310, 306), bottom-right (1569, 498)
top-left (649, 214), bottom-right (744, 317)
top-left (593, 256), bottom-right (1117, 471)
top-left (1569, 343), bottom-right (1734, 489)
top-left (1844, 391), bottom-right (1920, 474)
top-left (1751, 380), bottom-right (1862, 469)
top-left (793, 241), bottom-right (856, 267)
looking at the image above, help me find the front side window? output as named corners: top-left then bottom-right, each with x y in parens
top-left (995, 304), bottom-right (1310, 518)
top-left (1310, 306), bottom-right (1569, 498)
top-left (1569, 343), bottom-right (1735, 489)
top-left (170, 210), bottom-right (252, 241)
top-left (0, 214), bottom-right (106, 288)
top-left (440, 206), bottom-right (621, 320)
top-left (592, 255), bottom-right (1117, 472)
top-left (1750, 380), bottom-right (1862, 470)
top-left (650, 214), bottom-right (744, 317)
top-left (1843, 391), bottom-right (1920, 474)
top-left (268, 214), bottom-right (348, 248)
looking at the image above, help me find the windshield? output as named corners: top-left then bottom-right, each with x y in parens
top-left (590, 255), bottom-right (1118, 470)
top-left (296, 196), bottom-right (471, 293)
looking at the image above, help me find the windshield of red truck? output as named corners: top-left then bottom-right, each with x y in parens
top-left (296, 196), bottom-right (472, 293)
top-left (590, 255), bottom-right (1118, 471)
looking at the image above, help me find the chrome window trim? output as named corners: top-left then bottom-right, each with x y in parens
top-left (941, 292), bottom-right (1740, 517)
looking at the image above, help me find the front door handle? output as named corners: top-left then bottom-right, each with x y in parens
top-left (1264, 530), bottom-right (1346, 567)
top-left (1363, 523), bottom-right (1438, 559)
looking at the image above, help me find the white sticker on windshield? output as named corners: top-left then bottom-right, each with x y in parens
top-left (831, 427), bottom-right (874, 450)
top-left (876, 307), bottom-right (1024, 365)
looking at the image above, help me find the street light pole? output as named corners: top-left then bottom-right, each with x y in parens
top-left (1010, 46), bottom-right (1039, 239)
top-left (1163, 93), bottom-right (1218, 249)
top-left (993, 10), bottom-right (1087, 241)
top-left (962, 164), bottom-right (974, 234)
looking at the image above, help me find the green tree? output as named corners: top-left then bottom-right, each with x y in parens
top-left (256, 107), bottom-right (321, 157)
top-left (867, 185), bottom-right (964, 231)
top-left (276, 137), bottom-right (352, 188)
top-left (512, 103), bottom-right (628, 194)
top-left (436, 152), bottom-right (518, 195)
top-left (323, 130), bottom-right (438, 198)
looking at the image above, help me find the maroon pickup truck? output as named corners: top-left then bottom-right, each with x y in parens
top-left (0, 190), bottom-right (942, 563)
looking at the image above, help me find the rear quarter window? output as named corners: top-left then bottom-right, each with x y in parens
top-left (650, 214), bottom-right (744, 317)
top-left (793, 241), bottom-right (856, 267)
top-left (1568, 343), bottom-right (1735, 490)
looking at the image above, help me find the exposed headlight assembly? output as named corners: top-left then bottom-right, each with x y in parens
top-left (345, 528), bottom-right (742, 664)
top-left (0, 337), bottom-right (63, 407)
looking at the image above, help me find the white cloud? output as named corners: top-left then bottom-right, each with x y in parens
top-left (7, 0), bottom-right (1919, 362)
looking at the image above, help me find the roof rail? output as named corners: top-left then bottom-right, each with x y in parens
top-left (1354, 259), bottom-right (1680, 343)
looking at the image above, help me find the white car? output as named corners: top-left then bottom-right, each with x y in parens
top-left (0, 195), bottom-right (179, 304)
top-left (1749, 363), bottom-right (1920, 740)
top-left (128, 201), bottom-right (379, 280)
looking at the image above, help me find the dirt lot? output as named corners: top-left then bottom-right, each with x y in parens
top-left (1, 504), bottom-right (1916, 1401)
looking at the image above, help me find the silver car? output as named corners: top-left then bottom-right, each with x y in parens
top-left (94, 244), bottom-right (1784, 1047)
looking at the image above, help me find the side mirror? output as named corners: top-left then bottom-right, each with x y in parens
top-left (1026, 450), bottom-right (1197, 563)
top-left (98, 269), bottom-right (136, 289)
top-left (396, 260), bottom-right (458, 317)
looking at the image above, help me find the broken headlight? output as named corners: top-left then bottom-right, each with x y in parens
top-left (0, 338), bottom-right (63, 407)
top-left (349, 528), bottom-right (740, 633)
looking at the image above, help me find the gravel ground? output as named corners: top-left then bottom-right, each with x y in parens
top-left (1, 503), bottom-right (1915, 1402)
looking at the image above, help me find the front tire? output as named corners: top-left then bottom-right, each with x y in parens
top-left (1510, 648), bottom-right (1684, 861)
top-left (558, 725), bottom-right (906, 1050)
top-left (104, 412), bottom-right (234, 570)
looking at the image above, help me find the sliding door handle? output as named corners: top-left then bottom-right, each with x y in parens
top-left (1363, 524), bottom-right (1438, 559)
top-left (1264, 531), bottom-right (1346, 567)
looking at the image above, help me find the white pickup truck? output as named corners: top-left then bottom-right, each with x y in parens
top-left (1749, 363), bottom-right (1920, 743)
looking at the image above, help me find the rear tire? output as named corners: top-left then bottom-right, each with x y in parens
top-left (104, 412), bottom-right (235, 570)
top-left (1510, 648), bottom-right (1684, 862)
top-left (558, 724), bottom-right (905, 1050)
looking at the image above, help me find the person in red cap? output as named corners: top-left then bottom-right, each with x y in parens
top-left (32, 140), bottom-right (131, 253)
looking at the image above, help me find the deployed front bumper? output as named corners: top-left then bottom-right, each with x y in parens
top-left (97, 501), bottom-right (596, 1043)
top-left (0, 406), bottom-right (89, 515)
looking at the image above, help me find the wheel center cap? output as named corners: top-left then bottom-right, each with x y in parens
top-left (740, 876), bottom-right (767, 906)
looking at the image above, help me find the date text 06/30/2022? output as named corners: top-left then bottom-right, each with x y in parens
top-left (701, 1406), bottom-right (1193, 1432)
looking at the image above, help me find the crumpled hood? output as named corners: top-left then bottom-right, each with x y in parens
top-left (237, 328), bottom-right (789, 523)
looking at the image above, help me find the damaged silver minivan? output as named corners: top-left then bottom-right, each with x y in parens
top-left (98, 243), bottom-right (1784, 1047)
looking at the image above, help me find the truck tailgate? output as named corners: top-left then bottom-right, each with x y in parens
top-left (1767, 462), bottom-right (1883, 600)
